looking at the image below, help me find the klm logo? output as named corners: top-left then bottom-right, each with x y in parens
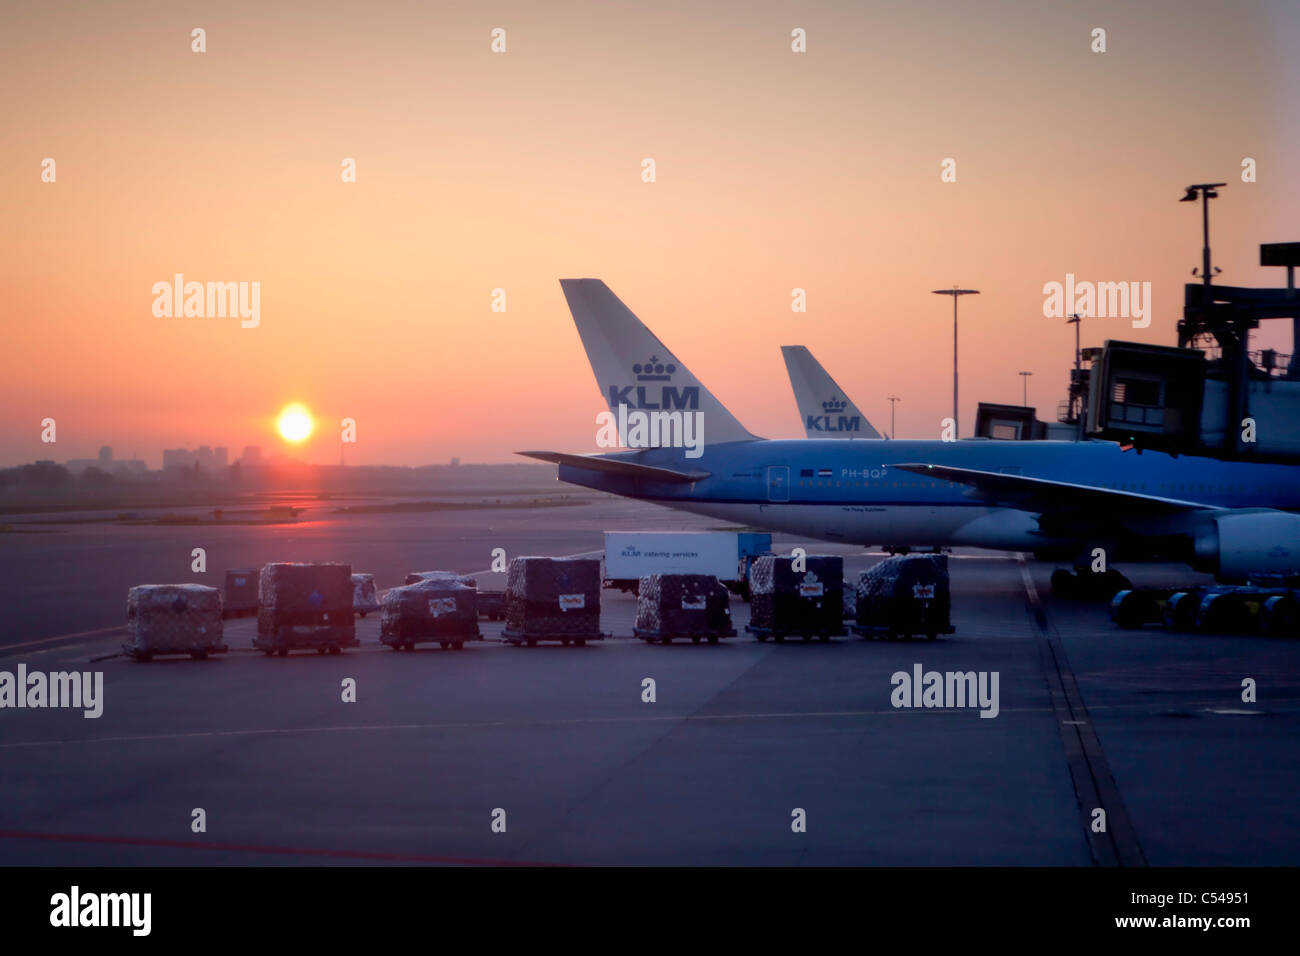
top-left (806, 396), bottom-right (859, 433)
top-left (607, 356), bottom-right (700, 410)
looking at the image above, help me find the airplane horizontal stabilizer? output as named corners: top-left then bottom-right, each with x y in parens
top-left (517, 450), bottom-right (710, 484)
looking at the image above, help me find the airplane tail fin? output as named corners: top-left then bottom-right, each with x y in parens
top-left (781, 345), bottom-right (882, 439)
top-left (559, 279), bottom-right (760, 446)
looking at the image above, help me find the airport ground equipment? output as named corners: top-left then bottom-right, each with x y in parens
top-left (124, 584), bottom-right (227, 661)
top-left (351, 573), bottom-right (380, 617)
top-left (477, 591), bottom-right (506, 621)
top-left (1110, 585), bottom-right (1300, 636)
top-left (255, 562), bottom-right (357, 656)
top-left (633, 573), bottom-right (735, 644)
top-left (222, 568), bottom-right (258, 618)
top-left (379, 578), bottom-right (480, 650)
top-left (502, 557), bottom-right (603, 646)
top-left (1049, 567), bottom-right (1132, 600)
top-left (850, 554), bottom-right (953, 641)
top-left (603, 531), bottom-right (771, 598)
top-left (745, 554), bottom-right (845, 642)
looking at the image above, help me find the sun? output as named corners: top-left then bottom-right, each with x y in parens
top-left (277, 403), bottom-right (314, 443)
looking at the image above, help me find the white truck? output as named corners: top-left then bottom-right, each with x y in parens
top-left (603, 531), bottom-right (772, 599)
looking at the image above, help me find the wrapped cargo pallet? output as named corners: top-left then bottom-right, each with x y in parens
top-left (352, 573), bottom-right (380, 617)
top-left (841, 582), bottom-right (857, 621)
top-left (256, 562), bottom-right (357, 656)
top-left (853, 553), bottom-right (952, 640)
top-left (125, 584), bottom-right (226, 661)
top-left (634, 573), bottom-right (734, 644)
top-left (380, 578), bottom-right (479, 650)
top-left (503, 556), bottom-right (602, 645)
top-left (746, 554), bottom-right (844, 640)
top-left (223, 568), bottom-right (258, 618)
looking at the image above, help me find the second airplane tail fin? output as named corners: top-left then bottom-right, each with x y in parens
top-left (781, 345), bottom-right (882, 439)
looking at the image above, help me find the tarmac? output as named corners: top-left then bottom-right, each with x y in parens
top-left (1, 496), bottom-right (1296, 865)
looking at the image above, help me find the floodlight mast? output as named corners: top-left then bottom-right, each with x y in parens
top-left (1180, 182), bottom-right (1226, 299)
top-left (931, 287), bottom-right (980, 437)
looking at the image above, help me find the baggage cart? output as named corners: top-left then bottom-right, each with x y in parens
top-left (124, 584), bottom-right (227, 660)
top-left (222, 568), bottom-right (258, 618)
top-left (633, 573), bottom-right (735, 644)
top-left (380, 578), bottom-right (480, 650)
top-left (850, 554), bottom-right (954, 641)
top-left (352, 573), bottom-right (381, 617)
top-left (745, 554), bottom-right (845, 641)
top-left (477, 590), bottom-right (506, 621)
top-left (502, 556), bottom-right (604, 646)
top-left (255, 562), bottom-right (357, 656)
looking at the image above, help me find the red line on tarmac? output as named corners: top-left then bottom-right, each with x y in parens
top-left (0, 829), bottom-right (570, 867)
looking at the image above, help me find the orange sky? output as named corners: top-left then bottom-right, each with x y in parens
top-left (3, 0), bottom-right (1298, 467)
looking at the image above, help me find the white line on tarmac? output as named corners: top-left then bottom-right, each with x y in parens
top-left (0, 705), bottom-right (1061, 751)
top-left (0, 627), bottom-right (124, 654)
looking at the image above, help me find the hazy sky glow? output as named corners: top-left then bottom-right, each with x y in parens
top-left (3, 0), bottom-right (1298, 467)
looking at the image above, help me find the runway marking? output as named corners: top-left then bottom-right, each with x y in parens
top-left (0, 829), bottom-right (568, 867)
top-left (1018, 554), bottom-right (1146, 868)
top-left (0, 706), bottom-right (1064, 751)
top-left (0, 626), bottom-right (124, 654)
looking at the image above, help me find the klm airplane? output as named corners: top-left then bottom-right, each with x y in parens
top-left (521, 280), bottom-right (1300, 584)
top-left (781, 345), bottom-right (883, 439)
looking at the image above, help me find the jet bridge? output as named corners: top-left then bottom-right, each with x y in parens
top-left (1088, 242), bottom-right (1300, 462)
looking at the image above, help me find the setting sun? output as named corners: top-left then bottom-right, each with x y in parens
top-left (277, 403), bottom-right (314, 443)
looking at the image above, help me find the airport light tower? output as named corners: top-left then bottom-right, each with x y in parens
top-left (931, 287), bottom-right (980, 436)
top-left (1180, 182), bottom-right (1226, 298)
top-left (887, 394), bottom-right (901, 439)
top-left (1019, 371), bottom-right (1032, 407)
top-left (1066, 312), bottom-right (1084, 439)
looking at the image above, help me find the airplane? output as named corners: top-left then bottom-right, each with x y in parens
top-left (521, 279), bottom-right (1300, 594)
top-left (781, 345), bottom-right (883, 439)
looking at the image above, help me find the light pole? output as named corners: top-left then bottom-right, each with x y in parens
top-left (931, 287), bottom-right (980, 436)
top-left (886, 395), bottom-right (901, 439)
top-left (1019, 371), bottom-right (1032, 407)
top-left (1066, 313), bottom-right (1083, 439)
top-left (1180, 182), bottom-right (1225, 296)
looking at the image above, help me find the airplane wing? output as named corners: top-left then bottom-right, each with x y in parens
top-left (892, 462), bottom-right (1223, 516)
top-left (518, 450), bottom-right (710, 484)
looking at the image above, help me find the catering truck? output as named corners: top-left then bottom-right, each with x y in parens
top-left (603, 531), bottom-right (772, 599)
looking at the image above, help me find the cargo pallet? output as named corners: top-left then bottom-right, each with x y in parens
top-left (849, 623), bottom-right (953, 641)
top-left (634, 627), bottom-right (736, 645)
top-left (500, 630), bottom-right (605, 647)
top-left (122, 643), bottom-right (229, 662)
top-left (744, 624), bottom-right (842, 643)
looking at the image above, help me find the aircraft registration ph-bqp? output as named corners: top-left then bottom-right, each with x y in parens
top-left (521, 279), bottom-right (1300, 584)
